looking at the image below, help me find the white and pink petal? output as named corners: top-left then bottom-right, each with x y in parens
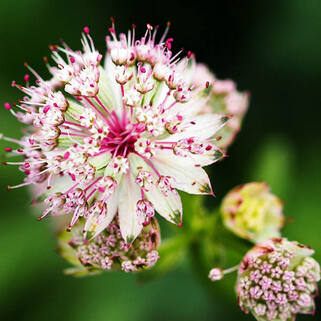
top-left (128, 153), bottom-right (183, 225)
top-left (168, 113), bottom-right (230, 141)
top-left (151, 149), bottom-right (213, 195)
top-left (117, 172), bottom-right (143, 243)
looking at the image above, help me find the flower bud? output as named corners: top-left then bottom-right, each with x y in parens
top-left (237, 238), bottom-right (320, 321)
top-left (58, 216), bottom-right (160, 275)
top-left (221, 182), bottom-right (284, 242)
top-left (209, 268), bottom-right (223, 281)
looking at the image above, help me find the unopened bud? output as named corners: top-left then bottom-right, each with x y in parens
top-left (221, 182), bottom-right (284, 243)
top-left (209, 268), bottom-right (223, 281)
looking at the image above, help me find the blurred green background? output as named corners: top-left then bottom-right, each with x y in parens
top-left (0, 0), bottom-right (320, 320)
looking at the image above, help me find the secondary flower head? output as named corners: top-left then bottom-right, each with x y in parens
top-left (3, 22), bottom-right (228, 244)
top-left (58, 216), bottom-right (160, 275)
top-left (193, 64), bottom-right (249, 150)
top-left (221, 182), bottom-right (284, 242)
top-left (237, 238), bottom-right (320, 321)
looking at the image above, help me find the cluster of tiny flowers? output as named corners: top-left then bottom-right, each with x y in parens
top-left (195, 64), bottom-right (249, 150)
top-left (67, 216), bottom-right (160, 273)
top-left (237, 238), bottom-right (320, 321)
top-left (3, 21), bottom-right (229, 244)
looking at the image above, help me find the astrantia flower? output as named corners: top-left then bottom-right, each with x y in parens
top-left (192, 64), bottom-right (249, 150)
top-left (58, 216), bottom-right (160, 275)
top-left (237, 238), bottom-right (320, 321)
top-left (221, 182), bottom-right (284, 242)
top-left (3, 22), bottom-right (228, 243)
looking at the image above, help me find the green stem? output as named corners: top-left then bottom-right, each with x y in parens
top-left (189, 239), bottom-right (218, 300)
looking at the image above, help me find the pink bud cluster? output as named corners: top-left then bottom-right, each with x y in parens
top-left (237, 238), bottom-right (320, 321)
top-left (69, 217), bottom-right (160, 273)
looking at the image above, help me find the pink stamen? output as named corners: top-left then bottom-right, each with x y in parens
top-left (135, 152), bottom-right (161, 178)
top-left (83, 26), bottom-right (90, 34)
top-left (64, 121), bottom-right (89, 129)
top-left (94, 96), bottom-right (113, 119)
top-left (86, 188), bottom-right (97, 200)
top-left (43, 105), bottom-right (51, 113)
top-left (84, 177), bottom-right (102, 192)
top-left (83, 97), bottom-right (115, 128)
top-left (63, 151), bottom-right (70, 159)
top-left (61, 132), bottom-right (89, 138)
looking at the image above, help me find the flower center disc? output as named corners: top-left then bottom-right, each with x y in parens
top-left (99, 120), bottom-right (145, 157)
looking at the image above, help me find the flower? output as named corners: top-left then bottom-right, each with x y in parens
top-left (192, 63), bottom-right (249, 150)
top-left (237, 238), bottom-right (320, 321)
top-left (221, 182), bottom-right (284, 242)
top-left (58, 216), bottom-right (160, 275)
top-left (3, 22), bottom-right (228, 244)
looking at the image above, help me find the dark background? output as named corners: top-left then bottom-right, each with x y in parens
top-left (0, 1), bottom-right (320, 320)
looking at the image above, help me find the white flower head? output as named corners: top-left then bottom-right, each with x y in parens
top-left (5, 22), bottom-right (230, 244)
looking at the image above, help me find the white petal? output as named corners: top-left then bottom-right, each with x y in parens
top-left (98, 63), bottom-right (122, 113)
top-left (168, 114), bottom-right (229, 141)
top-left (170, 91), bottom-right (208, 119)
top-left (188, 145), bottom-right (225, 166)
top-left (88, 152), bottom-right (111, 170)
top-left (84, 189), bottom-right (119, 240)
top-left (146, 186), bottom-right (182, 225)
top-left (65, 99), bottom-right (85, 120)
top-left (152, 149), bottom-right (213, 195)
top-left (118, 173), bottom-right (143, 243)
top-left (128, 153), bottom-right (182, 225)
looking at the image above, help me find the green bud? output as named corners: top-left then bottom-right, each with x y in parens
top-left (221, 182), bottom-right (284, 243)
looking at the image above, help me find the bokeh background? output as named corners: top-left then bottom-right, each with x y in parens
top-left (0, 0), bottom-right (320, 320)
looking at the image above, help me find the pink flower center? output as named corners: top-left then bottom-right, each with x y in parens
top-left (100, 117), bottom-right (145, 157)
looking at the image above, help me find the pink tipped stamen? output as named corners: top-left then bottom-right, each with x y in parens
top-left (83, 26), bottom-right (90, 34)
top-left (83, 97), bottom-right (114, 127)
top-left (8, 181), bottom-right (35, 190)
top-left (23, 62), bottom-right (44, 83)
top-left (93, 96), bottom-right (113, 119)
top-left (84, 177), bottom-right (102, 193)
top-left (135, 152), bottom-right (161, 178)
top-left (64, 121), bottom-right (89, 129)
top-left (61, 132), bottom-right (90, 138)
top-left (65, 182), bottom-right (80, 195)
top-left (0, 135), bottom-right (22, 145)
top-left (86, 188), bottom-right (97, 200)
top-left (24, 74), bottom-right (30, 83)
top-left (159, 21), bottom-right (171, 44)
top-left (47, 174), bottom-right (53, 189)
